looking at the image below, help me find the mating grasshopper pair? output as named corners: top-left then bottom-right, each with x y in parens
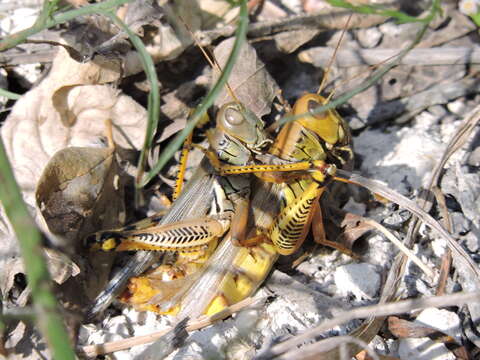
top-left (85, 85), bottom-right (353, 317)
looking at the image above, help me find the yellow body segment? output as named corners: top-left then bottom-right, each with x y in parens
top-left (204, 242), bottom-right (278, 316)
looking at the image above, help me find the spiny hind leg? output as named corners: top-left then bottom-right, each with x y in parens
top-left (269, 182), bottom-right (322, 255)
top-left (87, 215), bottom-right (229, 252)
top-left (87, 178), bottom-right (233, 252)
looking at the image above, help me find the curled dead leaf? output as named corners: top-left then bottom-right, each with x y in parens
top-left (1, 49), bottom-right (147, 227)
top-left (35, 146), bottom-right (125, 244)
top-left (35, 145), bottom-right (127, 302)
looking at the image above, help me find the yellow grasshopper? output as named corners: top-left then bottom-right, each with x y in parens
top-left (86, 26), bottom-right (353, 318)
top-left (85, 99), bottom-right (274, 319)
top-left (112, 91), bottom-right (353, 318)
top-left (86, 91), bottom-right (348, 317)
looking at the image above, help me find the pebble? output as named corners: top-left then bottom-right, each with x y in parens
top-left (467, 146), bottom-right (480, 167)
top-left (347, 115), bottom-right (367, 131)
top-left (105, 315), bottom-right (131, 338)
top-left (356, 27), bottom-right (383, 48)
top-left (427, 104), bottom-right (448, 118)
top-left (450, 211), bottom-right (471, 236)
top-left (334, 263), bottom-right (380, 300)
top-left (446, 99), bottom-right (467, 116)
top-left (463, 230), bottom-right (480, 253)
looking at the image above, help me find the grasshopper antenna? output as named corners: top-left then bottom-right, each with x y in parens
top-left (178, 15), bottom-right (241, 105)
top-left (317, 13), bottom-right (353, 101)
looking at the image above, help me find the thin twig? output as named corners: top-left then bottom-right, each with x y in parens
top-left (300, 47), bottom-right (480, 67)
top-left (80, 296), bottom-right (263, 357)
top-left (363, 219), bottom-right (435, 278)
top-left (255, 291), bottom-right (480, 359)
top-left (335, 169), bottom-right (480, 282)
top-left (432, 186), bottom-right (453, 296)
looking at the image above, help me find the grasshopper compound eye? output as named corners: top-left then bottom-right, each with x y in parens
top-left (216, 102), bottom-right (271, 152)
top-left (224, 106), bottom-right (245, 125)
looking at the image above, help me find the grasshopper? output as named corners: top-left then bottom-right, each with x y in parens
top-left (85, 98), bottom-right (274, 319)
top-left (86, 29), bottom-right (352, 318)
top-left (85, 96), bottom-right (346, 318)
top-left (110, 90), bottom-right (353, 318)
top-left (174, 91), bottom-right (353, 317)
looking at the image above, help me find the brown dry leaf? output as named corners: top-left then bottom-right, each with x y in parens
top-left (388, 316), bottom-right (469, 360)
top-left (274, 29), bottom-right (320, 54)
top-left (388, 316), bottom-right (440, 338)
top-left (1, 48), bottom-right (146, 223)
top-left (35, 146), bottom-right (126, 302)
top-left (121, 0), bottom-right (203, 75)
top-left (212, 37), bottom-right (280, 117)
top-left (333, 210), bottom-right (375, 250)
top-left (35, 146), bottom-right (125, 244)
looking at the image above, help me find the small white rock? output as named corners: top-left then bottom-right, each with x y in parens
top-left (334, 263), bottom-right (380, 300)
top-left (431, 237), bottom-right (447, 258)
top-left (463, 231), bottom-right (480, 253)
top-left (78, 324), bottom-right (97, 345)
top-left (446, 99), bottom-right (467, 116)
top-left (399, 337), bottom-right (455, 360)
top-left (414, 278), bottom-right (431, 296)
top-left (0, 7), bottom-right (38, 34)
top-left (235, 308), bottom-right (262, 338)
top-left (417, 308), bottom-right (462, 341)
top-left (356, 27), bottom-right (383, 48)
top-left (105, 315), bottom-right (131, 338)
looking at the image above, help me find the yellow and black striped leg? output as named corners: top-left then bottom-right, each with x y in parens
top-left (270, 183), bottom-right (324, 255)
top-left (198, 148), bottom-right (337, 184)
top-left (87, 215), bottom-right (230, 253)
top-left (87, 178), bottom-right (234, 253)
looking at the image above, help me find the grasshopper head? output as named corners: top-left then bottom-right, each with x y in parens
top-left (85, 231), bottom-right (122, 252)
top-left (293, 93), bottom-right (353, 166)
top-left (293, 94), bottom-right (348, 146)
top-left (216, 102), bottom-right (272, 154)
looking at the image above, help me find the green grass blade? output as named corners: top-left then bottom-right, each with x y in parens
top-left (0, 87), bottom-right (21, 100)
top-left (0, 139), bottom-right (75, 359)
top-left (326, 0), bottom-right (424, 23)
top-left (99, 11), bottom-right (160, 191)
